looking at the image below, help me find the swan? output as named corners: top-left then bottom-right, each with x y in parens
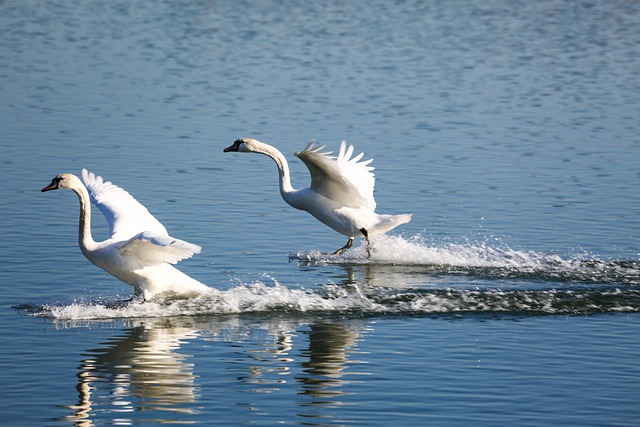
top-left (41, 169), bottom-right (210, 301)
top-left (223, 138), bottom-right (412, 256)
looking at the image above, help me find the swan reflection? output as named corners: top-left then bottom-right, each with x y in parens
top-left (298, 321), bottom-right (363, 404)
top-left (63, 314), bottom-right (368, 426)
top-left (214, 318), bottom-right (365, 407)
top-left (196, 315), bottom-right (366, 420)
top-left (64, 318), bottom-right (201, 426)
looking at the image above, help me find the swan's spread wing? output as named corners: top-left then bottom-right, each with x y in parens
top-left (82, 169), bottom-right (168, 239)
top-left (118, 231), bottom-right (202, 265)
top-left (295, 141), bottom-right (376, 210)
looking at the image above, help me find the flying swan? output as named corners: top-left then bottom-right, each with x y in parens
top-left (223, 138), bottom-right (412, 256)
top-left (41, 169), bottom-right (210, 301)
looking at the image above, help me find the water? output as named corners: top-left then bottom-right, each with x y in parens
top-left (1, 0), bottom-right (639, 425)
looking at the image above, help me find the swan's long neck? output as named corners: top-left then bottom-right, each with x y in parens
top-left (256, 144), bottom-right (296, 200)
top-left (73, 185), bottom-right (99, 255)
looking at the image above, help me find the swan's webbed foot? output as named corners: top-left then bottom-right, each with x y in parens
top-left (130, 295), bottom-right (147, 304)
top-left (330, 237), bottom-right (354, 256)
top-left (325, 231), bottom-right (371, 257)
top-left (360, 228), bottom-right (372, 258)
top-left (131, 289), bottom-right (148, 304)
top-left (102, 295), bottom-right (142, 309)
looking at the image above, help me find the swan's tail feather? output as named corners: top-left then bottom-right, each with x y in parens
top-left (371, 213), bottom-right (413, 235)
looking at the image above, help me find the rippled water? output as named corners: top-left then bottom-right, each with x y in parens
top-left (1, 0), bottom-right (639, 425)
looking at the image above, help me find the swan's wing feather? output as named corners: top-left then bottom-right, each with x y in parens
top-left (118, 231), bottom-right (202, 265)
top-left (81, 169), bottom-right (168, 239)
top-left (295, 141), bottom-right (376, 210)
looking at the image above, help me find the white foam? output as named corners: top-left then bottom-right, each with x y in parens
top-left (35, 281), bottom-right (382, 320)
top-left (293, 234), bottom-right (541, 266)
top-left (293, 234), bottom-right (639, 283)
top-left (21, 234), bottom-right (639, 320)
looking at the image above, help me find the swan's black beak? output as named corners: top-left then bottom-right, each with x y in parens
top-left (41, 177), bottom-right (61, 192)
top-left (223, 139), bottom-right (244, 152)
top-left (41, 182), bottom-right (57, 192)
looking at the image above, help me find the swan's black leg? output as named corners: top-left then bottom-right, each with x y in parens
top-left (332, 237), bottom-right (354, 255)
top-left (360, 228), bottom-right (371, 258)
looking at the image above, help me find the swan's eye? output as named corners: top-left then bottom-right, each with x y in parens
top-left (42, 176), bottom-right (65, 192)
top-left (50, 177), bottom-right (65, 188)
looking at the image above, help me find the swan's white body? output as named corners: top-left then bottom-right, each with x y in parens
top-left (42, 169), bottom-right (210, 301)
top-left (224, 138), bottom-right (412, 255)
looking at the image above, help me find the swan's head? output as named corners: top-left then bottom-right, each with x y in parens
top-left (223, 138), bottom-right (263, 154)
top-left (41, 173), bottom-right (82, 192)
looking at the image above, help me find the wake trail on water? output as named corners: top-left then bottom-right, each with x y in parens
top-left (16, 280), bottom-right (640, 320)
top-left (15, 234), bottom-right (640, 320)
top-left (293, 234), bottom-right (640, 285)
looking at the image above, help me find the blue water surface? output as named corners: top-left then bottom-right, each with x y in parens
top-left (1, 0), bottom-right (639, 426)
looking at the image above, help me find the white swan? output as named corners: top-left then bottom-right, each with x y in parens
top-left (41, 169), bottom-right (210, 301)
top-left (223, 138), bottom-right (412, 256)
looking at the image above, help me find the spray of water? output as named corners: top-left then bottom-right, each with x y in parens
top-left (16, 234), bottom-right (640, 320)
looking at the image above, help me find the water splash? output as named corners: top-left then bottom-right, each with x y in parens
top-left (16, 282), bottom-right (381, 320)
top-left (292, 234), bottom-right (640, 285)
top-left (15, 235), bottom-right (640, 320)
top-left (16, 282), bottom-right (640, 321)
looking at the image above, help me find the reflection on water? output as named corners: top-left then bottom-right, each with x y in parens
top-left (64, 319), bottom-right (201, 425)
top-left (298, 322), bottom-right (361, 404)
top-left (61, 316), bottom-right (366, 425)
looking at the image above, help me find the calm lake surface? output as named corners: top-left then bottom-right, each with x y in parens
top-left (1, 0), bottom-right (639, 425)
